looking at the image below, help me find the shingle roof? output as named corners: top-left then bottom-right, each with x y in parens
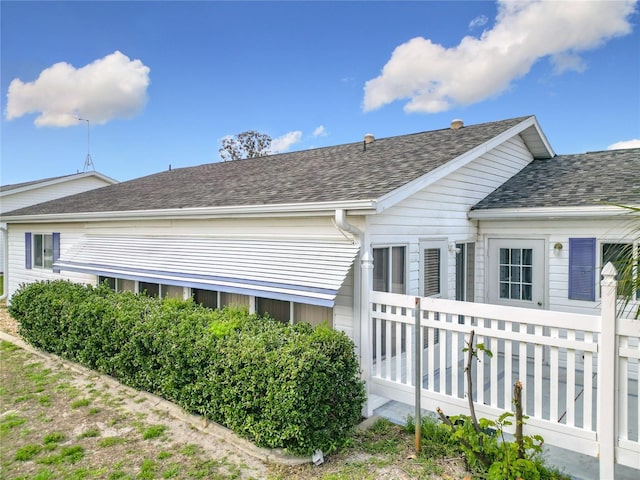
top-left (4, 116), bottom-right (531, 217)
top-left (472, 148), bottom-right (640, 210)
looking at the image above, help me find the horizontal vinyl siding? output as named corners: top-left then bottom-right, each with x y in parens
top-left (478, 216), bottom-right (637, 315)
top-left (333, 265), bottom-right (355, 339)
top-left (6, 224), bottom-right (96, 300)
top-left (83, 216), bottom-right (355, 240)
top-left (6, 216), bottom-right (357, 327)
top-left (1, 177), bottom-right (111, 214)
top-left (369, 135), bottom-right (534, 300)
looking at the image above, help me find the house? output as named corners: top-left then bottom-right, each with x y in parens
top-left (0, 171), bottom-right (118, 278)
top-left (2, 115), bottom-right (638, 353)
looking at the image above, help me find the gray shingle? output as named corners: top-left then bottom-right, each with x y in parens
top-left (472, 148), bottom-right (640, 210)
top-left (4, 117), bottom-right (530, 217)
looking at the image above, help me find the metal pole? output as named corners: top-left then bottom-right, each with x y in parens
top-left (414, 296), bottom-right (421, 453)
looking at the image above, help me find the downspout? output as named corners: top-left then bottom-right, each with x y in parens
top-left (335, 209), bottom-right (374, 417)
top-left (1, 225), bottom-right (8, 301)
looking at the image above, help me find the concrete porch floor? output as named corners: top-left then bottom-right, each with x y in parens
top-left (374, 399), bottom-right (639, 480)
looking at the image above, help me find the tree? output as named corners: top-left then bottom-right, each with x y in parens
top-left (613, 205), bottom-right (640, 319)
top-left (218, 130), bottom-right (272, 162)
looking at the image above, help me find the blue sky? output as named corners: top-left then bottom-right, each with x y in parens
top-left (1, 1), bottom-right (639, 185)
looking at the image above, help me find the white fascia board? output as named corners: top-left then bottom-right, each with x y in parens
top-left (375, 116), bottom-right (550, 213)
top-left (527, 116), bottom-right (555, 158)
top-left (468, 205), bottom-right (638, 220)
top-left (1, 199), bottom-right (378, 224)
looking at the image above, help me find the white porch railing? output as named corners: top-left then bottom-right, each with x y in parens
top-left (368, 264), bottom-right (639, 478)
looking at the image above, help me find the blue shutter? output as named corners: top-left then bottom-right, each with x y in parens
top-left (569, 238), bottom-right (596, 301)
top-left (52, 232), bottom-right (60, 273)
top-left (25, 232), bottom-right (32, 269)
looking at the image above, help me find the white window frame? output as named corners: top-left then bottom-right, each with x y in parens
top-left (455, 242), bottom-right (475, 302)
top-left (33, 233), bottom-right (54, 270)
top-left (372, 245), bottom-right (407, 294)
top-left (419, 239), bottom-right (448, 298)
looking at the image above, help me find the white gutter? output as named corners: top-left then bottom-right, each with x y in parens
top-left (468, 205), bottom-right (639, 220)
top-left (334, 209), bottom-right (364, 243)
top-left (0, 225), bottom-right (7, 301)
top-left (2, 199), bottom-right (378, 224)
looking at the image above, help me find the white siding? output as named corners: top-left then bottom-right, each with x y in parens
top-left (6, 215), bottom-right (359, 331)
top-left (368, 135), bottom-right (534, 300)
top-left (477, 215), bottom-right (638, 315)
top-left (1, 176), bottom-right (114, 274)
top-left (334, 265), bottom-right (355, 339)
top-left (1, 177), bottom-right (112, 213)
top-left (7, 223), bottom-right (96, 297)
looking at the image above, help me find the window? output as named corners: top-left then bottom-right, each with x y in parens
top-left (257, 297), bottom-right (291, 323)
top-left (26, 232), bottom-right (59, 271)
top-left (420, 240), bottom-right (447, 298)
top-left (99, 276), bottom-right (137, 292)
top-left (220, 292), bottom-right (250, 308)
top-left (118, 279), bottom-right (136, 293)
top-left (499, 247), bottom-right (533, 301)
top-left (99, 276), bottom-right (116, 290)
top-left (138, 281), bottom-right (160, 297)
top-left (456, 243), bottom-right (475, 302)
top-left (256, 298), bottom-right (334, 326)
top-left (162, 285), bottom-right (184, 299)
top-left (293, 303), bottom-right (333, 328)
top-left (193, 288), bottom-right (218, 309)
top-left (602, 242), bottom-right (639, 300)
top-left (373, 246), bottom-right (406, 293)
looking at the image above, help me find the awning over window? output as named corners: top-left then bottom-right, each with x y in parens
top-left (54, 235), bottom-right (360, 307)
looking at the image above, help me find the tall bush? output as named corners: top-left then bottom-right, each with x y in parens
top-left (9, 280), bottom-right (366, 455)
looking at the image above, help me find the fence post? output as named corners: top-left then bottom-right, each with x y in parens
top-left (361, 248), bottom-right (374, 417)
top-left (599, 262), bottom-right (617, 479)
top-left (414, 297), bottom-right (421, 453)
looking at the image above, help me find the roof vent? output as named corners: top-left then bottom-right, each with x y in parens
top-left (364, 133), bottom-right (375, 144)
top-left (450, 119), bottom-right (464, 130)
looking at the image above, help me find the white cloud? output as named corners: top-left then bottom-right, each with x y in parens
top-left (608, 139), bottom-right (640, 150)
top-left (271, 130), bottom-right (303, 153)
top-left (469, 14), bottom-right (488, 30)
top-left (6, 51), bottom-right (150, 127)
top-left (313, 125), bottom-right (327, 137)
top-left (363, 0), bottom-right (636, 113)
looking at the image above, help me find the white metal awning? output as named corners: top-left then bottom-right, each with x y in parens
top-left (54, 235), bottom-right (360, 307)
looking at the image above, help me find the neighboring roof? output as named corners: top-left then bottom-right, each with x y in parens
top-left (3, 116), bottom-right (547, 219)
top-left (1, 171), bottom-right (118, 195)
top-left (471, 148), bottom-right (640, 211)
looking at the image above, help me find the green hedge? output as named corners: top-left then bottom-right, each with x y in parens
top-left (9, 280), bottom-right (366, 455)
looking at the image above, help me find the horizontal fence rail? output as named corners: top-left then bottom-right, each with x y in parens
top-left (369, 284), bottom-right (639, 476)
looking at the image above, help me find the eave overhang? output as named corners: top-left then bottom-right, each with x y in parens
top-left (1, 199), bottom-right (378, 224)
top-left (468, 205), bottom-right (639, 220)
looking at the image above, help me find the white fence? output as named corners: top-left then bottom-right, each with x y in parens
top-left (368, 265), bottom-right (639, 478)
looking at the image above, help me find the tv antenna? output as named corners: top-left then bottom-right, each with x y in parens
top-left (76, 117), bottom-right (95, 172)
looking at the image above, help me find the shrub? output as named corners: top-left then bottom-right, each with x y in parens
top-left (9, 280), bottom-right (366, 455)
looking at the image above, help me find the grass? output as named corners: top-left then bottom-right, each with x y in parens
top-left (5, 330), bottom-right (564, 480)
top-left (0, 339), bottom-right (265, 479)
top-left (70, 398), bottom-right (91, 409)
top-left (142, 424), bottom-right (167, 440)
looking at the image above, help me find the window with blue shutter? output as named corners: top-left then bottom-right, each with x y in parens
top-left (25, 232), bottom-right (32, 269)
top-left (569, 237), bottom-right (596, 301)
top-left (52, 232), bottom-right (60, 273)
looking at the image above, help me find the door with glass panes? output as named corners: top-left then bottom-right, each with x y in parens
top-left (487, 239), bottom-right (545, 309)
